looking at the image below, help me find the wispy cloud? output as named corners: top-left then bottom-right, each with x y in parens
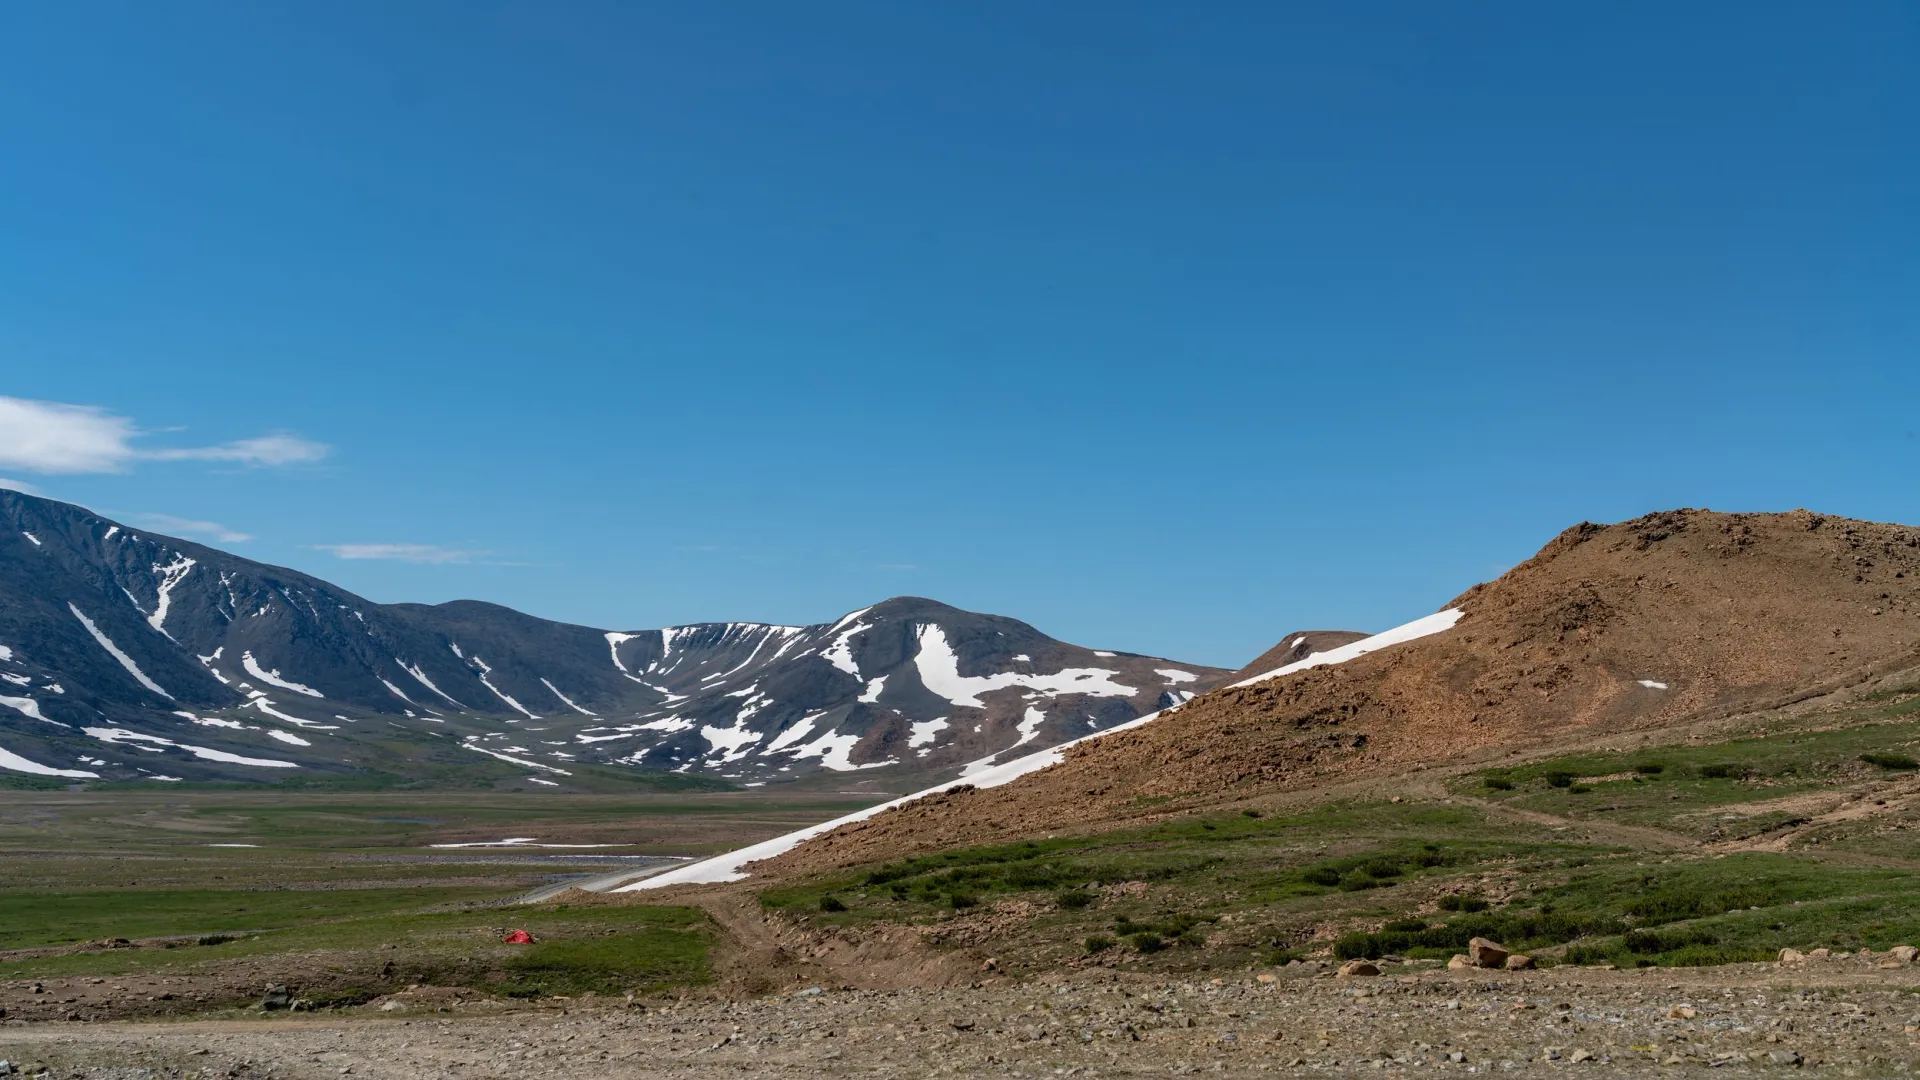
top-left (128, 513), bottom-right (255, 544)
top-left (0, 477), bottom-right (42, 495)
top-left (0, 396), bottom-right (329, 474)
top-left (311, 543), bottom-right (486, 564)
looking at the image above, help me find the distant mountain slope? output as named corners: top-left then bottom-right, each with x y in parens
top-left (759, 508), bottom-right (1920, 875)
top-left (0, 490), bottom-right (1227, 787)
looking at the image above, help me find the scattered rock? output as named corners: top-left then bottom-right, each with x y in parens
top-left (1570, 1049), bottom-right (1595, 1063)
top-left (1447, 954), bottom-right (1472, 970)
top-left (1668, 1006), bottom-right (1698, 1019)
top-left (1769, 1050), bottom-right (1804, 1066)
top-left (1504, 954), bottom-right (1536, 971)
top-left (1778, 948), bottom-right (1805, 963)
top-left (260, 986), bottom-right (295, 1011)
top-left (1888, 945), bottom-right (1918, 964)
top-left (1467, 937), bottom-right (1509, 969)
top-left (1337, 961), bottom-right (1380, 977)
top-left (1807, 948), bottom-right (1832, 961)
top-left (1255, 973), bottom-right (1277, 984)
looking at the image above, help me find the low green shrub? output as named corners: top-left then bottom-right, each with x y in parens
top-left (818, 895), bottom-right (846, 913)
top-left (1056, 889), bottom-right (1094, 910)
top-left (1860, 753), bottom-right (1919, 770)
top-left (1084, 935), bottom-right (1115, 954)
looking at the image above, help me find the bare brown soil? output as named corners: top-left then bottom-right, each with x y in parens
top-left (761, 509), bottom-right (1920, 875)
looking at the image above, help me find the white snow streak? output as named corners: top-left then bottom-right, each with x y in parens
top-left (858, 675), bottom-right (888, 703)
top-left (700, 720), bottom-right (763, 762)
top-left (83, 727), bottom-right (298, 768)
top-left (470, 656), bottom-right (539, 719)
top-left (241, 651), bottom-right (323, 697)
top-left (1638, 679), bottom-right (1670, 690)
top-left (914, 625), bottom-right (1134, 708)
top-left (908, 716), bottom-right (949, 749)
top-left (379, 678), bottom-right (418, 705)
top-left (146, 555), bottom-right (195, 636)
top-left (1230, 609), bottom-right (1465, 687)
top-left (68, 603), bottom-right (173, 700)
top-left (399, 661), bottom-right (464, 708)
top-left (541, 678), bottom-right (596, 717)
top-left (243, 698), bottom-right (337, 729)
top-left (461, 741), bottom-right (573, 776)
top-left (21, 532), bottom-right (40, 547)
top-left (0, 744), bottom-right (95, 778)
top-left (762, 715), bottom-right (823, 755)
top-left (0, 696), bottom-right (62, 726)
top-left (1155, 668), bottom-right (1198, 684)
top-left (820, 619), bottom-right (872, 677)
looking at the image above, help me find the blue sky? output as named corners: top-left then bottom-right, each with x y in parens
top-left (1, 2), bottom-right (1914, 668)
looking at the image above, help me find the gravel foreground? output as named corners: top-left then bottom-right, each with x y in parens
top-left (4, 963), bottom-right (1920, 1079)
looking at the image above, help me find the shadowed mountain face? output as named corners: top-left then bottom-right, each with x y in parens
top-left (0, 491), bottom-right (1226, 788)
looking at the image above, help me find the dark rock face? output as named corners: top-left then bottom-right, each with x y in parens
top-left (0, 491), bottom-right (1227, 787)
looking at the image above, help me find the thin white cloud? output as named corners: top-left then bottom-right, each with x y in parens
top-left (0, 396), bottom-right (328, 474)
top-left (128, 513), bottom-right (255, 544)
top-left (0, 477), bottom-right (43, 495)
top-left (311, 543), bottom-right (484, 564)
top-left (146, 435), bottom-right (329, 466)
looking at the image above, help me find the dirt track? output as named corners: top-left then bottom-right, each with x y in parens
top-left (6, 961), bottom-right (1920, 1078)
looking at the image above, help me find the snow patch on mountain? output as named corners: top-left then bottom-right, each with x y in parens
top-left (399, 661), bottom-right (464, 708)
top-left (84, 727), bottom-right (299, 768)
top-left (241, 651), bottom-right (324, 697)
top-left (1229, 609), bottom-right (1464, 687)
top-left (541, 678), bottom-right (596, 716)
top-left (68, 603), bottom-right (173, 700)
top-left (0, 743), bottom-right (96, 778)
top-left (913, 625), bottom-right (1135, 708)
top-left (147, 555), bottom-right (196, 637)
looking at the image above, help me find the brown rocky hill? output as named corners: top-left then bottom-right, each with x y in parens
top-left (765, 508), bottom-right (1920, 874)
top-left (1227, 629), bottom-right (1370, 683)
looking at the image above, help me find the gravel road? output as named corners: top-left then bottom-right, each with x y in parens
top-left (5, 960), bottom-right (1919, 1078)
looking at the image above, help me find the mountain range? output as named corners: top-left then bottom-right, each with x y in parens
top-left (0, 490), bottom-right (1227, 789)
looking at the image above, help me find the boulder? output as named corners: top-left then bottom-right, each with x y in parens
top-left (1807, 948), bottom-right (1832, 961)
top-left (259, 986), bottom-right (294, 1011)
top-left (1778, 948), bottom-right (1805, 963)
top-left (1467, 937), bottom-right (1509, 969)
top-left (1504, 954), bottom-right (1536, 970)
top-left (1889, 945), bottom-right (1918, 964)
top-left (1337, 960), bottom-right (1381, 977)
top-left (1447, 954), bottom-right (1472, 970)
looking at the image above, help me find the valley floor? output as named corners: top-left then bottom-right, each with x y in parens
top-left (5, 962), bottom-right (1920, 1078)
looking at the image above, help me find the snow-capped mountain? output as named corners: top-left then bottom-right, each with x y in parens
top-left (0, 490), bottom-right (1226, 787)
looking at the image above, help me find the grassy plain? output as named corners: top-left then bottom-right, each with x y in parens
top-left (0, 789), bottom-right (881, 1002)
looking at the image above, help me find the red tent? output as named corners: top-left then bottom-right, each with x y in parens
top-left (502, 929), bottom-right (535, 944)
